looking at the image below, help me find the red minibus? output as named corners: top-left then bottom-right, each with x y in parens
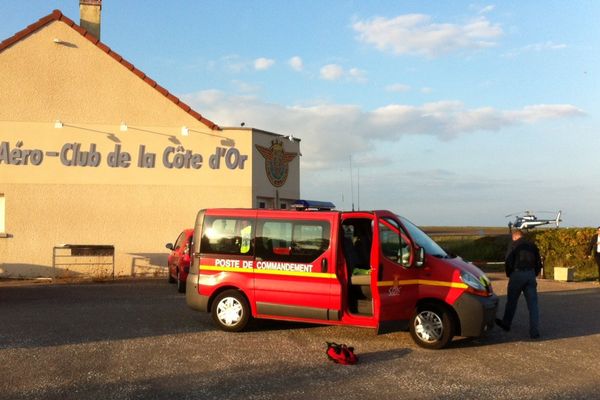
top-left (186, 200), bottom-right (498, 349)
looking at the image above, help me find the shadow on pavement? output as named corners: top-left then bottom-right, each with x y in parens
top-left (3, 355), bottom-right (598, 400)
top-left (1, 279), bottom-right (598, 351)
top-left (452, 287), bottom-right (600, 348)
top-left (0, 280), bottom-right (210, 350)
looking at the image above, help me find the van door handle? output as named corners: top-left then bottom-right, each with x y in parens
top-left (321, 258), bottom-right (328, 273)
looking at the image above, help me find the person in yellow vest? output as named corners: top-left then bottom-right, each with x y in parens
top-left (587, 227), bottom-right (600, 284)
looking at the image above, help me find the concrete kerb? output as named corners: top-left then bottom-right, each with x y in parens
top-left (0, 275), bottom-right (166, 288)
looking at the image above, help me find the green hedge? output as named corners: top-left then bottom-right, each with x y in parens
top-left (431, 228), bottom-right (598, 281)
top-left (433, 234), bottom-right (510, 263)
top-left (529, 228), bottom-right (597, 281)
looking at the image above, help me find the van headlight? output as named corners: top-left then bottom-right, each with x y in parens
top-left (460, 271), bottom-right (487, 292)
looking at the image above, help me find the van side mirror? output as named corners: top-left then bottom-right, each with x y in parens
top-left (415, 246), bottom-right (425, 267)
top-left (165, 243), bottom-right (174, 251)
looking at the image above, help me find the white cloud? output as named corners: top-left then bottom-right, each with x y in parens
top-left (182, 90), bottom-right (584, 170)
top-left (506, 104), bottom-right (582, 123)
top-left (220, 55), bottom-right (248, 73)
top-left (348, 68), bottom-right (368, 83)
top-left (231, 80), bottom-right (261, 94)
top-left (475, 4), bottom-right (496, 14)
top-left (503, 41), bottom-right (567, 58)
top-left (254, 57), bottom-right (275, 71)
top-left (182, 91), bottom-right (588, 223)
top-left (320, 64), bottom-right (344, 80)
top-left (353, 14), bottom-right (503, 57)
top-left (319, 64), bottom-right (367, 82)
top-left (386, 83), bottom-right (411, 93)
top-left (289, 56), bottom-right (304, 72)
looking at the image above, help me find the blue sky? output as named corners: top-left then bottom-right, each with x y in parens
top-left (2, 1), bottom-right (599, 226)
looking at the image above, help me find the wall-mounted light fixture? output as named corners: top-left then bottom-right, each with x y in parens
top-left (119, 122), bottom-right (128, 132)
top-left (180, 126), bottom-right (189, 136)
top-left (54, 120), bottom-right (63, 128)
top-left (288, 134), bottom-right (295, 142)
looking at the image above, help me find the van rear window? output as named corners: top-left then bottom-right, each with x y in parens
top-left (256, 220), bottom-right (330, 263)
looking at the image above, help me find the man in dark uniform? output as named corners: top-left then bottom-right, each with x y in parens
top-left (587, 226), bottom-right (600, 284)
top-left (496, 229), bottom-right (543, 339)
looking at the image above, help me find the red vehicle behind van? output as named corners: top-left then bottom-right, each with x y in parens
top-left (166, 228), bottom-right (194, 293)
top-left (186, 201), bottom-right (498, 349)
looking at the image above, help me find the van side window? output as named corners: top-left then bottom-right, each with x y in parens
top-left (379, 218), bottom-right (410, 266)
top-left (256, 220), bottom-right (330, 263)
top-left (201, 217), bottom-right (254, 256)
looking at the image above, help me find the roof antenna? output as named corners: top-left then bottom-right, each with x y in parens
top-left (357, 167), bottom-right (360, 211)
top-left (349, 155), bottom-right (355, 211)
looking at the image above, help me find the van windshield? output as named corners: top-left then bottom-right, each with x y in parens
top-left (397, 216), bottom-right (449, 258)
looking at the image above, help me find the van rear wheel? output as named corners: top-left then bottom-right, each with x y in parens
top-left (409, 304), bottom-right (454, 349)
top-left (211, 290), bottom-right (250, 332)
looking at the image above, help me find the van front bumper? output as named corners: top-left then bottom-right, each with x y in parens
top-left (454, 293), bottom-right (498, 337)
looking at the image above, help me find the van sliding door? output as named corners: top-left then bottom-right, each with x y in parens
top-left (253, 212), bottom-right (338, 321)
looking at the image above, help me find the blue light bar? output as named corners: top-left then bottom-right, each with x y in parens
top-left (291, 200), bottom-right (336, 210)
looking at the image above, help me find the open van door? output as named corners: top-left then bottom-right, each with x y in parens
top-left (372, 211), bottom-right (421, 332)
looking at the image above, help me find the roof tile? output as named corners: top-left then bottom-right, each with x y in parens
top-left (84, 33), bottom-right (100, 45)
top-left (166, 93), bottom-right (180, 104)
top-left (155, 85), bottom-right (169, 96)
top-left (133, 69), bottom-right (146, 80)
top-left (120, 59), bottom-right (134, 71)
top-left (144, 77), bottom-right (157, 88)
top-left (72, 25), bottom-right (86, 35)
top-left (177, 102), bottom-right (191, 113)
top-left (96, 42), bottom-right (110, 53)
top-left (108, 51), bottom-right (123, 63)
top-left (188, 110), bottom-right (202, 120)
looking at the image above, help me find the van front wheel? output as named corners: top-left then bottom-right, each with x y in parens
top-left (409, 304), bottom-right (454, 349)
top-left (211, 290), bottom-right (250, 332)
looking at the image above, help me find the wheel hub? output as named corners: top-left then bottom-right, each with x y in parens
top-left (415, 311), bottom-right (443, 342)
top-left (217, 297), bottom-right (242, 326)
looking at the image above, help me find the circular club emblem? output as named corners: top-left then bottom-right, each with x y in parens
top-left (256, 140), bottom-right (298, 187)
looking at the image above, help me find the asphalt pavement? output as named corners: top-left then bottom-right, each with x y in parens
top-left (1, 275), bottom-right (599, 399)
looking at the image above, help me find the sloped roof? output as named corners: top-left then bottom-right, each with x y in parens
top-left (0, 9), bottom-right (220, 130)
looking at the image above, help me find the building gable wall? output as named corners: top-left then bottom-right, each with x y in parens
top-left (0, 20), bottom-right (209, 129)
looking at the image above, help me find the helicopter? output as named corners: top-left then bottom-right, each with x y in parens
top-left (506, 210), bottom-right (562, 231)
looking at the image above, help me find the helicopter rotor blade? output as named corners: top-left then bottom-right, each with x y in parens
top-left (505, 211), bottom-right (528, 218)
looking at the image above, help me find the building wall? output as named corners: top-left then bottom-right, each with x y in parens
top-left (0, 120), bottom-right (256, 278)
top-left (0, 18), bottom-right (299, 278)
top-left (0, 20), bottom-right (208, 128)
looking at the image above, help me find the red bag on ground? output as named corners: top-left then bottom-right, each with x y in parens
top-left (325, 342), bottom-right (358, 365)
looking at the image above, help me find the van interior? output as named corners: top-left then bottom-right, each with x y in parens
top-left (341, 218), bottom-right (374, 316)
